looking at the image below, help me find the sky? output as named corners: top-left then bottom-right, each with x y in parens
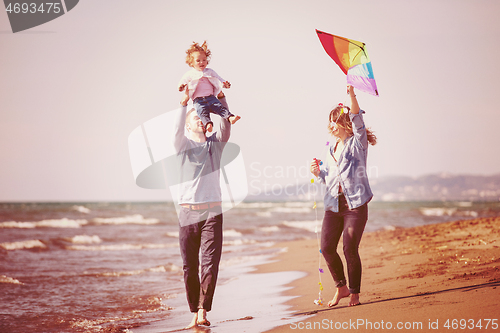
top-left (1, 0), bottom-right (500, 202)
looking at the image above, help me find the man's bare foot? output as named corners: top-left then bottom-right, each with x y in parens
top-left (185, 313), bottom-right (198, 329)
top-left (228, 115), bottom-right (241, 124)
top-left (349, 293), bottom-right (361, 306)
top-left (197, 308), bottom-right (210, 326)
top-left (206, 123), bottom-right (213, 132)
top-left (327, 285), bottom-right (350, 307)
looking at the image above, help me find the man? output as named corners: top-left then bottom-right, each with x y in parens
top-left (172, 97), bottom-right (231, 328)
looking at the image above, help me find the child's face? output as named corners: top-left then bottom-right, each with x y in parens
top-left (190, 51), bottom-right (208, 71)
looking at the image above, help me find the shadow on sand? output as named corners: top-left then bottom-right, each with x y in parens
top-left (293, 280), bottom-right (500, 316)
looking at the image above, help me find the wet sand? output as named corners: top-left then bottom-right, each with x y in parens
top-left (259, 216), bottom-right (500, 332)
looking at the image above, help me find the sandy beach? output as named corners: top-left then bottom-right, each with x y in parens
top-left (258, 216), bottom-right (500, 332)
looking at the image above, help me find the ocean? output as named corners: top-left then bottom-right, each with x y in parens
top-left (1, 200), bottom-right (499, 332)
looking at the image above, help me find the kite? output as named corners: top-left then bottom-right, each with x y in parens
top-left (316, 29), bottom-right (379, 96)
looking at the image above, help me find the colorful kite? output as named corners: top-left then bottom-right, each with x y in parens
top-left (316, 29), bottom-right (379, 96)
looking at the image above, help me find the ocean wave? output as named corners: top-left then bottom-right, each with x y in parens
top-left (223, 229), bottom-right (243, 237)
top-left (282, 220), bottom-right (319, 233)
top-left (284, 201), bottom-right (316, 208)
top-left (91, 214), bottom-right (159, 225)
top-left (166, 229), bottom-right (245, 239)
top-left (219, 254), bottom-right (268, 268)
top-left (0, 218), bottom-right (87, 229)
top-left (238, 201), bottom-right (313, 209)
top-left (166, 231), bottom-right (179, 238)
top-left (168, 229), bottom-right (247, 238)
top-left (270, 207), bottom-right (312, 213)
top-left (97, 264), bottom-right (181, 277)
top-left (459, 210), bottom-right (479, 218)
top-left (71, 205), bottom-right (91, 214)
top-left (259, 226), bottom-right (280, 232)
top-left (70, 317), bottom-right (136, 333)
top-left (419, 206), bottom-right (479, 218)
top-left (223, 238), bottom-right (257, 246)
top-left (237, 202), bottom-right (276, 209)
top-left (419, 207), bottom-right (457, 217)
top-left (67, 235), bottom-right (102, 244)
top-left (67, 243), bottom-right (177, 251)
top-left (0, 275), bottom-right (24, 284)
top-left (256, 211), bottom-right (272, 217)
top-left (0, 239), bottom-right (47, 251)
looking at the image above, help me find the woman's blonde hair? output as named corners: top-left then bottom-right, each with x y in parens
top-left (185, 41), bottom-right (211, 67)
top-left (328, 104), bottom-right (377, 145)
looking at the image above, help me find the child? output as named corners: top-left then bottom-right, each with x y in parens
top-left (178, 41), bottom-right (240, 132)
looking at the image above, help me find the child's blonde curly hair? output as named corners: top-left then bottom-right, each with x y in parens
top-left (185, 41), bottom-right (211, 67)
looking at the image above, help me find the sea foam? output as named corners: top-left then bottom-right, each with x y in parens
top-left (0, 218), bottom-right (87, 229)
top-left (259, 226), bottom-right (280, 232)
top-left (223, 238), bottom-right (257, 246)
top-left (166, 231), bottom-right (179, 238)
top-left (0, 275), bottom-right (24, 284)
top-left (0, 239), bottom-right (46, 250)
top-left (96, 264), bottom-right (181, 277)
top-left (223, 229), bottom-right (243, 237)
top-left (92, 214), bottom-right (159, 225)
top-left (71, 205), bottom-right (91, 214)
top-left (67, 243), bottom-right (177, 251)
top-left (282, 220), bottom-right (319, 233)
top-left (68, 235), bottom-right (102, 244)
top-left (271, 207), bottom-right (312, 213)
top-left (419, 207), bottom-right (457, 217)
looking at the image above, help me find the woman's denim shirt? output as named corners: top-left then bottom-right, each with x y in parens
top-left (317, 110), bottom-right (373, 212)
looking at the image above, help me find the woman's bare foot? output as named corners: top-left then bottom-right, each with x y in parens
top-left (228, 115), bottom-right (241, 124)
top-left (349, 293), bottom-right (361, 306)
top-left (327, 285), bottom-right (350, 307)
top-left (206, 123), bottom-right (213, 132)
top-left (197, 308), bottom-right (211, 326)
top-left (185, 313), bottom-right (198, 329)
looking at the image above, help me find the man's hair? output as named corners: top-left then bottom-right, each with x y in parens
top-left (185, 108), bottom-right (196, 126)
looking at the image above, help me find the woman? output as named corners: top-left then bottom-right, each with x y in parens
top-left (310, 85), bottom-right (377, 307)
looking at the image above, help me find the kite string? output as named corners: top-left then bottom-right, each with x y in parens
top-left (340, 90), bottom-right (349, 115)
top-left (312, 88), bottom-right (348, 305)
top-left (312, 178), bottom-right (324, 305)
top-left (312, 139), bottom-right (329, 305)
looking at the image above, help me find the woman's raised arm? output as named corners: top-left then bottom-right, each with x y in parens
top-left (348, 85), bottom-right (360, 115)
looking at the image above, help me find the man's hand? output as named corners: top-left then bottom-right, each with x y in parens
top-left (223, 81), bottom-right (231, 89)
top-left (180, 94), bottom-right (189, 106)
